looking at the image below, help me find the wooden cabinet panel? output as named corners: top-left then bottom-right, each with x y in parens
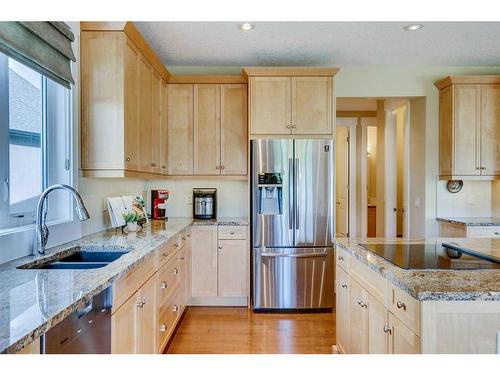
top-left (193, 84), bottom-right (221, 175)
top-left (137, 276), bottom-right (156, 354)
top-left (349, 278), bottom-right (369, 354)
top-left (160, 81), bottom-right (168, 174)
top-left (217, 239), bottom-right (247, 298)
top-left (453, 84), bottom-right (482, 175)
top-left (389, 285), bottom-right (421, 335)
top-left (124, 39), bottom-right (141, 172)
top-left (150, 70), bottom-right (163, 174)
top-left (138, 56), bottom-right (153, 173)
top-left (481, 84), bottom-right (500, 175)
top-left (368, 294), bottom-right (389, 354)
top-left (291, 77), bottom-right (333, 135)
top-left (389, 313), bottom-right (420, 354)
top-left (191, 226), bottom-right (218, 298)
top-left (220, 84), bottom-right (248, 175)
top-left (249, 77), bottom-right (291, 135)
top-left (336, 265), bottom-right (350, 354)
top-left (111, 292), bottom-right (139, 354)
top-left (439, 86), bottom-right (453, 176)
top-left (167, 84), bottom-right (194, 175)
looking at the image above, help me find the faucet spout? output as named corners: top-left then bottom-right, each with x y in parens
top-left (34, 184), bottom-right (90, 255)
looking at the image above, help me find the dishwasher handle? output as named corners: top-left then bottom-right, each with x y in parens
top-left (261, 252), bottom-right (327, 258)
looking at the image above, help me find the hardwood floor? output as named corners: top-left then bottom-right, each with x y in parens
top-left (166, 307), bottom-right (336, 354)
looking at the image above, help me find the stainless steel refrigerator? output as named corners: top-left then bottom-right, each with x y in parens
top-left (251, 139), bottom-right (335, 311)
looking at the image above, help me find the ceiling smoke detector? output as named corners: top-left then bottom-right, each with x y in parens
top-left (404, 24), bottom-right (423, 31)
top-left (239, 23), bottom-right (255, 31)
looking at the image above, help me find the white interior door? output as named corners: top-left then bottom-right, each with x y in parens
top-left (336, 126), bottom-right (349, 237)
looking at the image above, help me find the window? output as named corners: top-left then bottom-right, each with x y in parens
top-left (0, 52), bottom-right (72, 230)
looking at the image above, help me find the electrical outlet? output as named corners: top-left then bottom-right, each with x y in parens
top-left (468, 193), bottom-right (477, 205)
top-left (186, 195), bottom-right (193, 205)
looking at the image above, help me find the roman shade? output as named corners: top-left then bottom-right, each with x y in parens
top-left (0, 22), bottom-right (75, 88)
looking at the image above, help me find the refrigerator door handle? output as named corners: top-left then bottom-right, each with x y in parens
top-left (288, 158), bottom-right (294, 230)
top-left (294, 158), bottom-right (300, 229)
top-left (260, 252), bottom-right (328, 258)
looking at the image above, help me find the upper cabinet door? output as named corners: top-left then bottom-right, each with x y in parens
top-left (453, 84), bottom-right (482, 176)
top-left (439, 86), bottom-right (453, 176)
top-left (481, 84), bottom-right (500, 175)
top-left (220, 84), bottom-right (248, 175)
top-left (124, 39), bottom-right (142, 172)
top-left (249, 77), bottom-right (291, 135)
top-left (168, 84), bottom-right (194, 175)
top-left (150, 70), bottom-right (163, 175)
top-left (193, 84), bottom-right (221, 175)
top-left (291, 77), bottom-right (333, 135)
top-left (138, 56), bottom-right (153, 173)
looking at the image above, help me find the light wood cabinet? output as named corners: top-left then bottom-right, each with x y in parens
top-left (168, 83), bottom-right (247, 176)
top-left (80, 23), bottom-right (169, 178)
top-left (194, 84), bottom-right (221, 174)
top-left (191, 225), bottom-right (218, 297)
top-left (244, 67), bottom-right (338, 137)
top-left (217, 239), bottom-right (247, 298)
top-left (435, 76), bottom-right (500, 179)
top-left (136, 276), bottom-right (157, 353)
top-left (368, 294), bottom-right (389, 354)
top-left (389, 313), bottom-right (420, 354)
top-left (349, 278), bottom-right (369, 354)
top-left (335, 265), bottom-right (350, 354)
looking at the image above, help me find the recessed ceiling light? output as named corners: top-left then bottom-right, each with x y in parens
top-left (239, 22), bottom-right (255, 31)
top-left (404, 24), bottom-right (423, 31)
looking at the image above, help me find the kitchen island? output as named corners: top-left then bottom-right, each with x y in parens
top-left (334, 237), bottom-right (500, 354)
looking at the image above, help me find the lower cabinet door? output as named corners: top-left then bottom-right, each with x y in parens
top-left (368, 295), bottom-right (389, 354)
top-left (336, 265), bottom-right (350, 354)
top-left (389, 312), bottom-right (421, 354)
top-left (137, 276), bottom-right (157, 354)
top-left (111, 292), bottom-right (139, 354)
top-left (217, 239), bottom-right (247, 298)
top-left (191, 226), bottom-right (218, 298)
top-left (349, 278), bottom-right (369, 354)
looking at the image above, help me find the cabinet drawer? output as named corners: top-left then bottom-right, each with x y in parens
top-left (157, 290), bottom-right (180, 353)
top-left (218, 225), bottom-right (247, 240)
top-left (467, 225), bottom-right (500, 238)
top-left (335, 245), bottom-right (350, 272)
top-left (157, 235), bottom-right (185, 267)
top-left (350, 257), bottom-right (389, 307)
top-left (389, 286), bottom-right (421, 336)
top-left (156, 256), bottom-right (181, 306)
top-left (113, 254), bottom-right (155, 312)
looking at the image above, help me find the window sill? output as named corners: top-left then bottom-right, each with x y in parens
top-left (0, 218), bottom-right (73, 237)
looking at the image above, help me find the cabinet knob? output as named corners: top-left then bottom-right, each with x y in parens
top-left (216, 166), bottom-right (220, 169)
top-left (173, 268), bottom-right (179, 275)
top-left (162, 165), bottom-right (166, 169)
top-left (172, 305), bottom-right (178, 312)
top-left (229, 231), bottom-right (235, 235)
top-left (160, 324), bottom-right (167, 332)
top-left (291, 124), bottom-right (296, 129)
top-left (338, 255), bottom-right (344, 261)
top-left (175, 243), bottom-right (180, 248)
top-left (182, 236), bottom-right (187, 240)
top-left (137, 299), bottom-right (145, 308)
top-left (286, 125), bottom-right (291, 129)
top-left (126, 157), bottom-right (131, 162)
top-left (341, 283), bottom-right (348, 289)
top-left (220, 166), bottom-right (225, 170)
top-left (151, 162), bottom-right (156, 167)
top-left (162, 252), bottom-right (169, 257)
top-left (396, 301), bottom-right (407, 311)
top-left (383, 325), bottom-right (392, 335)
top-left (357, 300), bottom-right (367, 308)
top-left (161, 281), bottom-right (168, 289)
top-left (218, 246), bottom-right (222, 250)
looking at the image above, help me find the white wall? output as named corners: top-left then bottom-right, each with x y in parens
top-left (436, 180), bottom-right (492, 218)
top-left (146, 179), bottom-right (248, 218)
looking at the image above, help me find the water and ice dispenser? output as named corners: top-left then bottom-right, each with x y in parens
top-left (257, 173), bottom-right (283, 215)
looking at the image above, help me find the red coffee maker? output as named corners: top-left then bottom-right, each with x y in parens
top-left (151, 190), bottom-right (169, 220)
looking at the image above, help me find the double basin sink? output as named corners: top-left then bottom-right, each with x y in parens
top-left (18, 247), bottom-right (130, 270)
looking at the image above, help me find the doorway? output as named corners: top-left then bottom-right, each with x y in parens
top-left (366, 125), bottom-right (377, 237)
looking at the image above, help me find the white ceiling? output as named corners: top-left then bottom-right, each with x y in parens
top-left (135, 22), bottom-right (500, 67)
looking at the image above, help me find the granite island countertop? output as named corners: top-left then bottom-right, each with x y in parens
top-left (334, 237), bottom-right (500, 302)
top-left (0, 216), bottom-right (247, 354)
top-left (437, 217), bottom-right (500, 226)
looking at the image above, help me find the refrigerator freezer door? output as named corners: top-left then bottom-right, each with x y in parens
top-left (252, 139), bottom-right (294, 248)
top-left (294, 139), bottom-right (335, 247)
top-left (253, 247), bottom-right (334, 309)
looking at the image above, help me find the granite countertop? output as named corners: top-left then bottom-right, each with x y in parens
top-left (0, 218), bottom-right (195, 354)
top-left (437, 217), bottom-right (500, 226)
top-left (334, 237), bottom-right (500, 302)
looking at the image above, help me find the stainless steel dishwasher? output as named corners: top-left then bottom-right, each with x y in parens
top-left (42, 285), bottom-right (113, 354)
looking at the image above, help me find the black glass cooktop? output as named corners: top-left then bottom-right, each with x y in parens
top-left (358, 243), bottom-right (500, 270)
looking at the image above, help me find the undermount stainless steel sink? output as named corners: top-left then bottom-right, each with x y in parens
top-left (18, 248), bottom-right (130, 270)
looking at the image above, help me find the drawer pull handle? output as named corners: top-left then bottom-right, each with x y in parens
top-left (338, 255), bottom-right (344, 261)
top-left (396, 301), bottom-right (407, 311)
top-left (229, 231), bottom-right (235, 235)
top-left (383, 325), bottom-right (392, 335)
top-left (161, 281), bottom-right (168, 289)
top-left (160, 324), bottom-right (167, 332)
top-left (341, 283), bottom-right (348, 289)
top-left (173, 268), bottom-right (179, 275)
top-left (172, 305), bottom-right (178, 312)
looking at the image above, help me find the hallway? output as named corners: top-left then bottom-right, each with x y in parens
top-left (166, 307), bottom-right (336, 354)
